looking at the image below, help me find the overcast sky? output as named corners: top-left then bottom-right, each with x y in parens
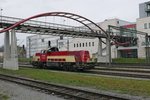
top-left (0, 0), bottom-right (149, 46)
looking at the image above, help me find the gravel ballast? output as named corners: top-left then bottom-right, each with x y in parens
top-left (0, 80), bottom-right (65, 100)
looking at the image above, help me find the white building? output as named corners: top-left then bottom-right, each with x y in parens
top-left (136, 1), bottom-right (150, 58)
top-left (136, 17), bottom-right (150, 58)
top-left (139, 1), bottom-right (150, 18)
top-left (89, 18), bottom-right (134, 58)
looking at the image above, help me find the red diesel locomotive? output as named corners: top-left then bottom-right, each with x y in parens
top-left (32, 47), bottom-right (94, 71)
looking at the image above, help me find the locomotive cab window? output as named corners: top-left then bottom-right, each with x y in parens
top-left (48, 47), bottom-right (59, 52)
top-left (41, 50), bottom-right (47, 54)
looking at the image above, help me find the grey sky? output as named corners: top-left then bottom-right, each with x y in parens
top-left (0, 0), bottom-right (149, 46)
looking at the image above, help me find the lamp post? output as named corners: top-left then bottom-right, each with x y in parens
top-left (0, 8), bottom-right (3, 28)
top-left (108, 25), bottom-right (112, 67)
top-left (28, 38), bottom-right (31, 58)
top-left (63, 19), bottom-right (66, 25)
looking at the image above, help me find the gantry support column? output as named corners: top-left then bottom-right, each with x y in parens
top-left (106, 36), bottom-right (111, 66)
top-left (3, 31), bottom-right (11, 64)
top-left (97, 38), bottom-right (103, 62)
top-left (3, 29), bottom-right (18, 70)
top-left (97, 38), bottom-right (109, 63)
top-left (97, 37), bottom-right (111, 64)
top-left (11, 29), bottom-right (18, 69)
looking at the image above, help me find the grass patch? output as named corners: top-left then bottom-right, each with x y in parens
top-left (0, 68), bottom-right (150, 97)
top-left (112, 58), bottom-right (146, 63)
top-left (0, 94), bottom-right (9, 100)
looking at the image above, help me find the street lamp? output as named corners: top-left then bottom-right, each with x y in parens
top-left (63, 19), bottom-right (66, 25)
top-left (0, 8), bottom-right (3, 28)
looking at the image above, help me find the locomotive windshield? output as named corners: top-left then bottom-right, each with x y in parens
top-left (47, 47), bottom-right (59, 52)
top-left (41, 50), bottom-right (47, 54)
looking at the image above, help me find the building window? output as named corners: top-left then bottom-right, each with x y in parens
top-left (86, 42), bottom-right (88, 47)
top-left (80, 43), bottom-right (81, 47)
top-left (149, 23), bottom-right (150, 29)
top-left (77, 43), bottom-right (78, 47)
top-left (41, 39), bottom-right (44, 42)
top-left (89, 42), bottom-right (91, 47)
top-left (74, 44), bottom-right (75, 48)
top-left (144, 23), bottom-right (147, 29)
top-left (58, 42), bottom-right (64, 48)
top-left (48, 41), bottom-right (51, 47)
top-left (92, 42), bottom-right (94, 46)
top-left (83, 43), bottom-right (84, 47)
top-left (147, 4), bottom-right (150, 10)
top-left (117, 21), bottom-right (119, 24)
top-left (147, 12), bottom-right (150, 17)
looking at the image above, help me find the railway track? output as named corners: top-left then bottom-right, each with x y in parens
top-left (87, 69), bottom-right (150, 79)
top-left (0, 73), bottom-right (137, 100)
top-left (2, 63), bottom-right (150, 79)
top-left (96, 63), bottom-right (150, 69)
top-left (1, 62), bottom-right (150, 68)
top-left (95, 67), bottom-right (150, 73)
top-left (19, 64), bottom-right (150, 79)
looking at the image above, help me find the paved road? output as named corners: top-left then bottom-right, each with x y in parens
top-left (0, 80), bottom-right (65, 100)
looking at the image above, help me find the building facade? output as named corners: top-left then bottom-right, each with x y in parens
top-left (137, 17), bottom-right (150, 58)
top-left (139, 1), bottom-right (150, 18)
top-left (116, 24), bottom-right (138, 58)
top-left (136, 1), bottom-right (150, 58)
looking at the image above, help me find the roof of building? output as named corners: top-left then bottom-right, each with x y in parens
top-left (121, 24), bottom-right (136, 29)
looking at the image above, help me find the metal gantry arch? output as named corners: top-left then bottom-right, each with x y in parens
top-left (0, 12), bottom-right (107, 36)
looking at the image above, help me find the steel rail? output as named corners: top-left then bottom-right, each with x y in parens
top-left (18, 64), bottom-right (150, 80)
top-left (20, 64), bottom-right (150, 73)
top-left (95, 67), bottom-right (150, 73)
top-left (0, 73), bottom-right (134, 100)
top-left (87, 69), bottom-right (150, 79)
top-left (95, 63), bottom-right (150, 68)
top-left (2, 63), bottom-right (150, 79)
